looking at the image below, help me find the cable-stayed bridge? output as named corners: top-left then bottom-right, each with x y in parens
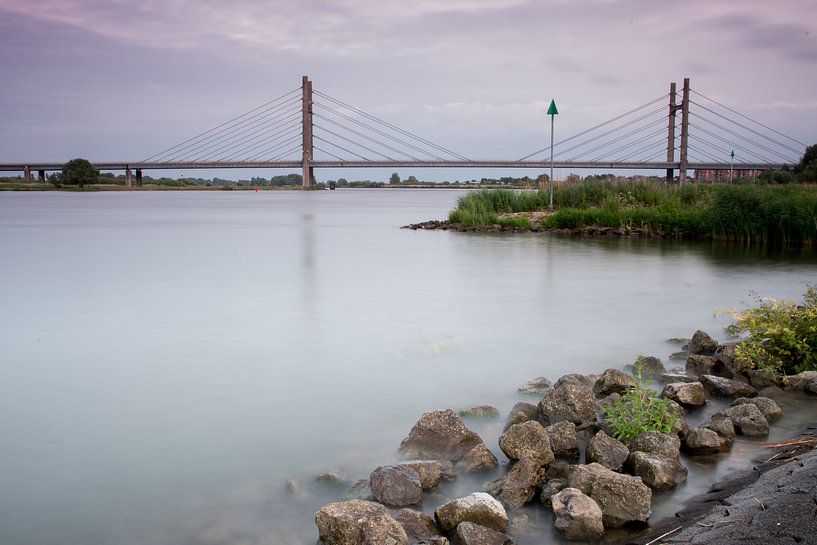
top-left (2, 76), bottom-right (806, 187)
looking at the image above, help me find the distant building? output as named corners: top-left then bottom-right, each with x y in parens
top-left (694, 168), bottom-right (765, 182)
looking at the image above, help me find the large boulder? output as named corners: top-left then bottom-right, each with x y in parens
top-left (661, 381), bottom-right (706, 408)
top-left (491, 458), bottom-right (545, 509)
top-left (685, 355), bottom-right (717, 376)
top-left (682, 427), bottom-right (732, 455)
top-left (784, 371), bottom-right (817, 391)
top-left (400, 410), bottom-right (484, 461)
top-left (399, 461), bottom-right (442, 490)
top-left (632, 355), bottom-right (667, 376)
top-left (715, 404), bottom-right (769, 437)
top-left (434, 492), bottom-right (508, 534)
top-left (370, 465), bottom-right (423, 507)
top-left (517, 377), bottom-right (552, 396)
top-left (730, 397), bottom-right (783, 422)
top-left (568, 463), bottom-right (652, 528)
top-left (747, 368), bottom-right (779, 389)
top-left (395, 509), bottom-right (443, 543)
top-left (498, 421), bottom-right (555, 466)
top-left (544, 421), bottom-right (580, 460)
top-left (626, 431), bottom-right (681, 460)
top-left (688, 330), bottom-right (718, 355)
top-left (699, 375), bottom-right (757, 399)
top-left (503, 402), bottom-right (539, 432)
top-left (539, 478), bottom-right (568, 507)
top-left (714, 342), bottom-right (747, 378)
top-left (704, 414), bottom-right (736, 440)
top-left (627, 452), bottom-right (687, 490)
top-left (456, 444), bottom-right (499, 474)
top-left (538, 384), bottom-right (597, 425)
top-left (316, 499), bottom-right (408, 545)
top-left (454, 522), bottom-right (516, 545)
top-left (551, 488), bottom-right (605, 541)
top-left (593, 368), bottom-right (638, 397)
top-left (554, 373), bottom-right (598, 390)
top-left (585, 431), bottom-right (630, 471)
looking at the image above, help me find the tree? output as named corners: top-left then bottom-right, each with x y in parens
top-left (389, 172), bottom-right (401, 185)
top-left (60, 158), bottom-right (99, 186)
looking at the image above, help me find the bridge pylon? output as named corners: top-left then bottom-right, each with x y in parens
top-left (301, 76), bottom-right (315, 188)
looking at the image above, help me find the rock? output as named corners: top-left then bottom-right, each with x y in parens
top-left (714, 342), bottom-right (746, 378)
top-left (784, 371), bottom-right (817, 391)
top-left (551, 488), bottom-right (605, 541)
top-left (586, 431), bottom-right (630, 471)
top-left (699, 375), bottom-right (758, 399)
top-left (370, 465), bottom-right (423, 507)
top-left (659, 373), bottom-right (698, 384)
top-left (400, 410), bottom-right (484, 461)
top-left (730, 397), bottom-right (783, 422)
top-left (492, 458), bottom-right (545, 509)
top-left (545, 460), bottom-right (573, 481)
top-left (808, 379), bottom-right (817, 395)
top-left (454, 522), bottom-right (516, 545)
top-left (669, 351), bottom-right (688, 361)
top-left (285, 479), bottom-right (308, 500)
top-left (554, 373), bottom-right (598, 389)
top-left (315, 470), bottom-right (351, 488)
top-left (540, 478), bottom-right (568, 506)
top-left (626, 431), bottom-right (681, 460)
top-left (666, 337), bottom-right (690, 345)
top-left (704, 414), bottom-right (736, 440)
top-left (665, 400), bottom-right (689, 437)
top-left (440, 461), bottom-right (457, 481)
top-left (747, 368), bottom-right (779, 389)
top-left (508, 514), bottom-right (538, 536)
top-left (593, 368), bottom-right (638, 397)
top-left (759, 385), bottom-right (785, 398)
top-left (661, 381), bottom-right (706, 408)
top-left (400, 461), bottom-right (442, 490)
top-left (498, 421), bottom-right (555, 466)
top-left (538, 384), bottom-right (597, 425)
top-left (459, 406), bottom-right (500, 419)
top-left (456, 444), bottom-right (499, 474)
top-left (345, 479), bottom-right (373, 500)
top-left (316, 499), bottom-right (408, 545)
top-left (688, 330), bottom-right (718, 355)
top-left (715, 404), bottom-right (769, 437)
top-left (627, 452), bottom-right (688, 490)
top-left (568, 463), bottom-right (652, 528)
top-left (686, 355), bottom-right (717, 376)
top-left (544, 421), bottom-right (580, 460)
top-left (434, 492), bottom-right (508, 534)
top-left (683, 427), bottom-right (732, 455)
top-left (503, 402), bottom-right (539, 432)
top-left (632, 355), bottom-right (666, 376)
top-left (395, 509), bottom-right (443, 542)
top-left (517, 377), bottom-right (552, 396)
top-left (415, 538), bottom-right (449, 545)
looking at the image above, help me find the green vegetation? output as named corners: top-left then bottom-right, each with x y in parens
top-left (603, 382), bottom-right (680, 441)
top-left (448, 182), bottom-right (817, 245)
top-left (53, 158), bottom-right (99, 187)
top-left (727, 286), bottom-right (817, 376)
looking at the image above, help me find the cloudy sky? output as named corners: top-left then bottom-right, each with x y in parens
top-left (1, 0), bottom-right (815, 181)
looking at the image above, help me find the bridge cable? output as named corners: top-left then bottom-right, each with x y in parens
top-left (557, 107), bottom-right (666, 160)
top-left (191, 116), bottom-right (302, 162)
top-left (313, 124), bottom-right (397, 161)
top-left (591, 127), bottom-right (668, 162)
top-left (219, 125), bottom-right (303, 162)
top-left (689, 113), bottom-right (797, 163)
top-left (563, 111), bottom-right (667, 161)
top-left (313, 113), bottom-right (423, 161)
top-left (249, 137), bottom-right (303, 162)
top-left (689, 120), bottom-right (779, 164)
top-left (314, 136), bottom-right (371, 161)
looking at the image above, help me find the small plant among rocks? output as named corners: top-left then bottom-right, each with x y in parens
top-left (727, 286), bottom-right (817, 376)
top-left (604, 383), bottom-right (679, 441)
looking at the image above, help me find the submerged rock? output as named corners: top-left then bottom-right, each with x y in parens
top-left (715, 404), bottom-right (769, 437)
top-left (456, 444), bottom-right (499, 474)
top-left (551, 488), bottom-right (605, 541)
top-left (315, 499), bottom-right (408, 545)
top-left (585, 431), bottom-right (630, 471)
top-left (688, 330), bottom-right (718, 355)
top-left (399, 409), bottom-right (484, 461)
top-left (498, 421), bottom-right (555, 466)
top-left (545, 421), bottom-right (580, 460)
top-left (395, 509), bottom-right (443, 543)
top-left (434, 492), bottom-right (509, 534)
top-left (538, 383), bottom-right (597, 425)
top-left (517, 377), bottom-right (552, 396)
top-left (731, 396), bottom-right (783, 422)
top-left (699, 375), bottom-right (758, 399)
top-left (459, 406), bottom-right (500, 419)
top-left (627, 452), bottom-right (688, 490)
top-left (455, 522), bottom-right (516, 545)
top-left (661, 381), bottom-right (706, 408)
top-left (370, 465), bottom-right (423, 507)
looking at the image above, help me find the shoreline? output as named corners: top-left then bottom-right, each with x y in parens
top-left (403, 219), bottom-right (687, 239)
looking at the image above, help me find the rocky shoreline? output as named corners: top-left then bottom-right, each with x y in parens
top-left (310, 330), bottom-right (817, 545)
top-left (402, 219), bottom-right (685, 238)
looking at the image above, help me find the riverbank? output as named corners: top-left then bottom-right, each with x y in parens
top-left (438, 183), bottom-right (817, 246)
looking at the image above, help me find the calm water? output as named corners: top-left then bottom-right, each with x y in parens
top-left (1, 189), bottom-right (815, 545)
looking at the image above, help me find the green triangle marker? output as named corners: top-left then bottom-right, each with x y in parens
top-left (547, 99), bottom-right (559, 116)
top-left (731, 150), bottom-right (735, 158)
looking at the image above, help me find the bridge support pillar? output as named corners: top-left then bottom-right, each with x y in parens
top-left (24, 165), bottom-right (31, 181)
top-left (302, 75), bottom-right (315, 188)
top-left (38, 169), bottom-right (46, 183)
top-left (136, 169), bottom-right (142, 187)
top-left (666, 82), bottom-right (678, 183)
top-left (125, 167), bottom-right (132, 188)
top-left (678, 77), bottom-right (690, 184)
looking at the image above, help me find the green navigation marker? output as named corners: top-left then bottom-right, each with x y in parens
top-left (731, 150), bottom-right (735, 159)
top-left (547, 99), bottom-right (559, 116)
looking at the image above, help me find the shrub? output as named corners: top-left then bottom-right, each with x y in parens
top-left (603, 383), bottom-right (679, 441)
top-left (727, 286), bottom-right (817, 376)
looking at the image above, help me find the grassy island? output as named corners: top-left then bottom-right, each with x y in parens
top-left (448, 182), bottom-right (817, 246)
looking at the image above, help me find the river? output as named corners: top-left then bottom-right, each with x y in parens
top-left (1, 189), bottom-right (815, 545)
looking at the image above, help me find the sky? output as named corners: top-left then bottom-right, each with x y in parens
top-left (1, 0), bottom-right (816, 182)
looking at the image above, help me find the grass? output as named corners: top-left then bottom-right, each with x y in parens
top-left (448, 181), bottom-right (817, 245)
